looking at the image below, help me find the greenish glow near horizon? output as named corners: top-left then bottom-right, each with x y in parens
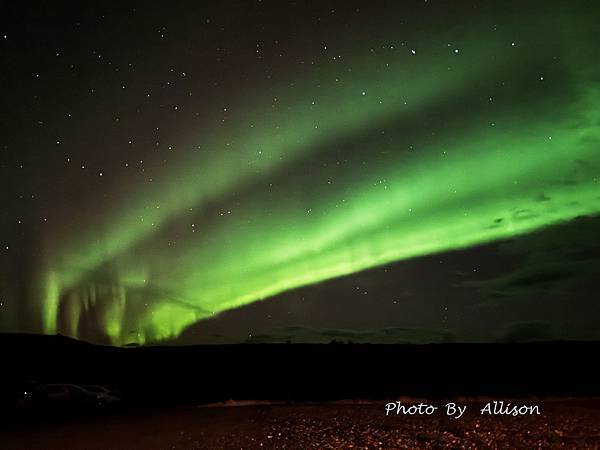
top-left (37, 17), bottom-right (600, 345)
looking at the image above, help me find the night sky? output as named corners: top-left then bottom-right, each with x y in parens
top-left (1, 1), bottom-right (599, 345)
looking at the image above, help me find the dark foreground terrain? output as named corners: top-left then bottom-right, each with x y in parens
top-left (2, 334), bottom-right (600, 406)
top-left (2, 335), bottom-right (599, 448)
top-left (1, 399), bottom-right (600, 449)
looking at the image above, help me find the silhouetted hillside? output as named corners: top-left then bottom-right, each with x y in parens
top-left (1, 333), bottom-right (599, 415)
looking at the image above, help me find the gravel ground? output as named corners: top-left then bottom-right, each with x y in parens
top-left (1, 399), bottom-right (599, 449)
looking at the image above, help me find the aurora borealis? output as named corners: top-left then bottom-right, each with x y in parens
top-left (1, 1), bottom-right (599, 345)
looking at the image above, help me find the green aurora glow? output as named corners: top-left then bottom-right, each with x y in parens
top-left (9, 8), bottom-right (600, 344)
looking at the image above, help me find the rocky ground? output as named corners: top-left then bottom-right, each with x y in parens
top-left (2, 398), bottom-right (599, 449)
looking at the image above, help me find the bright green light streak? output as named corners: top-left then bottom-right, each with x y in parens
top-left (149, 90), bottom-right (600, 332)
top-left (39, 17), bottom-right (600, 344)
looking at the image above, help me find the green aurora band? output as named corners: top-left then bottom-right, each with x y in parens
top-left (36, 15), bottom-right (600, 344)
